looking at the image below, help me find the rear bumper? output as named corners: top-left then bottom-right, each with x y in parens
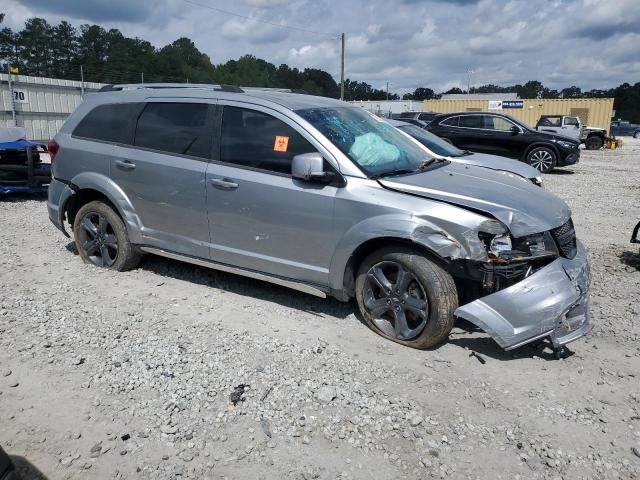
top-left (455, 241), bottom-right (592, 350)
top-left (47, 177), bottom-right (73, 237)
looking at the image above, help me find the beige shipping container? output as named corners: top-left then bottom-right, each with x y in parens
top-left (423, 98), bottom-right (615, 132)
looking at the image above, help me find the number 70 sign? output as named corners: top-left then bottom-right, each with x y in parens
top-left (12, 89), bottom-right (29, 104)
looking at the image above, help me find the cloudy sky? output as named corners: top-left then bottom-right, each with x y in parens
top-left (3, 0), bottom-right (640, 94)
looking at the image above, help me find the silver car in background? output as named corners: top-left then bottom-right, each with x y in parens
top-left (385, 119), bottom-right (543, 186)
top-left (47, 84), bottom-right (591, 352)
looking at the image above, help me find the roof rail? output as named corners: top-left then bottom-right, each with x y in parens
top-left (241, 87), bottom-right (309, 94)
top-left (98, 83), bottom-right (309, 95)
top-left (99, 83), bottom-right (243, 93)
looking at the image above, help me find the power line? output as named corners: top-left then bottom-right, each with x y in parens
top-left (182, 0), bottom-right (340, 39)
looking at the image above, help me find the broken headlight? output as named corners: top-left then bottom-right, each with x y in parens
top-left (485, 231), bottom-right (559, 262)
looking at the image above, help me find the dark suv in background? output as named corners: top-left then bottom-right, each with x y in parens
top-left (427, 112), bottom-right (580, 173)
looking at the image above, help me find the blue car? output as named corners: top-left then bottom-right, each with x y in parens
top-left (610, 120), bottom-right (640, 138)
top-left (0, 139), bottom-right (51, 195)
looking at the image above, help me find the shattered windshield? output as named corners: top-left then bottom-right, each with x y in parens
top-left (296, 107), bottom-right (435, 178)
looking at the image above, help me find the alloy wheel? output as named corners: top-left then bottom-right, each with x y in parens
top-left (529, 150), bottom-right (554, 172)
top-left (362, 261), bottom-right (429, 340)
top-left (77, 212), bottom-right (118, 267)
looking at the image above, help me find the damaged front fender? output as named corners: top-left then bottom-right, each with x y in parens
top-left (455, 241), bottom-right (592, 350)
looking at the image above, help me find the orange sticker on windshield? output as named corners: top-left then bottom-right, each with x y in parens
top-left (274, 136), bottom-right (289, 152)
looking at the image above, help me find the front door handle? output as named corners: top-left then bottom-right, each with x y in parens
top-left (210, 178), bottom-right (238, 190)
top-left (115, 159), bottom-right (136, 170)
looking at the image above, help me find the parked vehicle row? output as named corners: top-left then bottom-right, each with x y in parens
top-left (425, 112), bottom-right (581, 173)
top-left (47, 83), bottom-right (592, 352)
top-left (610, 120), bottom-right (640, 138)
top-left (385, 119), bottom-right (543, 185)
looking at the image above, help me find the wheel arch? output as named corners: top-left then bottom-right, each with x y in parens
top-left (334, 236), bottom-right (450, 302)
top-left (328, 212), bottom-right (488, 301)
top-left (62, 172), bottom-right (143, 243)
top-left (522, 142), bottom-right (560, 161)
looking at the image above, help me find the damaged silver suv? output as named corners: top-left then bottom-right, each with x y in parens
top-left (47, 84), bottom-right (592, 351)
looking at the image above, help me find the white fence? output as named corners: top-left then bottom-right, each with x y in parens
top-left (0, 73), bottom-right (104, 142)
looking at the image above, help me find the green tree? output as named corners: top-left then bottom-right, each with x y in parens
top-left (19, 18), bottom-right (54, 76)
top-left (560, 86), bottom-right (582, 98)
top-left (402, 87), bottom-right (435, 100)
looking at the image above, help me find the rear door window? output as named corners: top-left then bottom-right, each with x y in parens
top-left (73, 103), bottom-right (142, 144)
top-left (219, 106), bottom-right (316, 175)
top-left (440, 116), bottom-right (459, 127)
top-left (134, 102), bottom-right (211, 158)
top-left (458, 115), bottom-right (484, 129)
top-left (485, 116), bottom-right (516, 131)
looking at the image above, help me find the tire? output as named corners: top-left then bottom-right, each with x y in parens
top-left (526, 146), bottom-right (557, 173)
top-left (355, 247), bottom-right (458, 349)
top-left (584, 135), bottom-right (603, 150)
top-left (73, 200), bottom-right (141, 271)
top-left (634, 131), bottom-right (640, 139)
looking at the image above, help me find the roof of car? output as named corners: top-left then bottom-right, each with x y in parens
top-left (91, 85), bottom-right (348, 112)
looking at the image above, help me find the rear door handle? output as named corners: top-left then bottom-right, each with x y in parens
top-left (115, 159), bottom-right (136, 170)
top-left (210, 178), bottom-right (238, 190)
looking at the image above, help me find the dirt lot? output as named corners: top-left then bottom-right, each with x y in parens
top-left (1, 141), bottom-right (639, 480)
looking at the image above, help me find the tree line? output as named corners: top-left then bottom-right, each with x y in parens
top-left (1, 16), bottom-right (639, 121)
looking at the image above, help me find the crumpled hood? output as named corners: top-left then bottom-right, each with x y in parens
top-left (379, 162), bottom-right (571, 237)
top-left (449, 153), bottom-right (540, 180)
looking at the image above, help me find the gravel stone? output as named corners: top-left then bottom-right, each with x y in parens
top-left (1, 145), bottom-right (639, 479)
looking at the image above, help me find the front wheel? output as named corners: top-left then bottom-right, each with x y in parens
top-left (526, 147), bottom-right (557, 173)
top-left (634, 131), bottom-right (640, 139)
top-left (73, 200), bottom-right (141, 271)
top-left (355, 247), bottom-right (458, 349)
top-left (585, 135), bottom-right (603, 150)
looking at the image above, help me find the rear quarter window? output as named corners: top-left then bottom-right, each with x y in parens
top-left (440, 116), bottom-right (459, 127)
top-left (73, 103), bottom-right (142, 144)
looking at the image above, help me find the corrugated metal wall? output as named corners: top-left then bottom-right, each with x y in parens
top-left (0, 74), bottom-right (104, 141)
top-left (423, 98), bottom-right (615, 132)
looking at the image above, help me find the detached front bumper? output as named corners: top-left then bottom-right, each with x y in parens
top-left (455, 241), bottom-right (592, 350)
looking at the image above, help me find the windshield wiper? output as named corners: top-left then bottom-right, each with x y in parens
top-left (418, 157), bottom-right (448, 170)
top-left (371, 168), bottom-right (417, 179)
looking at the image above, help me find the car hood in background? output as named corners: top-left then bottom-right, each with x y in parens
top-left (448, 152), bottom-right (540, 180)
top-left (529, 129), bottom-right (579, 145)
top-left (379, 162), bottom-right (570, 237)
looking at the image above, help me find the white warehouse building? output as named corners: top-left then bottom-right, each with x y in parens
top-left (349, 100), bottom-right (424, 117)
top-left (1, 73), bottom-right (103, 142)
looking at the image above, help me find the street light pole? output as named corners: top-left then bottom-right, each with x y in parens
top-left (340, 33), bottom-right (345, 100)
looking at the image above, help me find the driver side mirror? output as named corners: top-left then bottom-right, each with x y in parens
top-left (292, 152), bottom-right (333, 183)
top-left (509, 126), bottom-right (520, 135)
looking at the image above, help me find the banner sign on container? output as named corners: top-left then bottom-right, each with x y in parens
top-left (502, 100), bottom-right (524, 109)
top-left (488, 100), bottom-right (502, 110)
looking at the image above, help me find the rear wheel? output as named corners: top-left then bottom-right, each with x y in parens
top-left (355, 247), bottom-right (458, 349)
top-left (634, 131), bottom-right (640, 139)
top-left (526, 147), bottom-right (557, 173)
top-left (585, 135), bottom-right (603, 150)
top-left (73, 200), bottom-right (140, 271)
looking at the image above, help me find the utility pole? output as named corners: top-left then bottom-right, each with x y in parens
top-left (7, 65), bottom-right (16, 125)
top-left (386, 82), bottom-right (389, 101)
top-left (340, 33), bottom-right (345, 101)
top-left (141, 72), bottom-right (144, 84)
top-left (80, 65), bottom-right (85, 96)
top-left (466, 68), bottom-right (474, 94)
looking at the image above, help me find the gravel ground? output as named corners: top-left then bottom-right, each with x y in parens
top-left (1, 140), bottom-right (639, 480)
